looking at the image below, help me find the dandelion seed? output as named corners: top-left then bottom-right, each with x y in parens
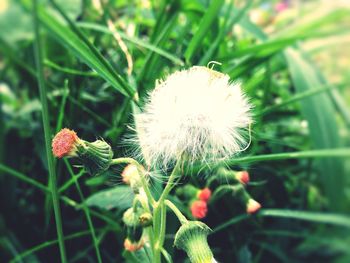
top-left (135, 66), bottom-right (252, 167)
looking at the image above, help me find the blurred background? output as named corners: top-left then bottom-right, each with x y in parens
top-left (1, 0), bottom-right (350, 262)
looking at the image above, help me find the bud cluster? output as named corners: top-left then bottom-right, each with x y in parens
top-left (209, 167), bottom-right (261, 214)
top-left (176, 185), bottom-right (212, 219)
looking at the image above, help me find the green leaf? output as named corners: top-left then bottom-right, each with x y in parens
top-left (21, 0), bottom-right (136, 100)
top-left (184, 0), bottom-right (225, 62)
top-left (77, 22), bottom-right (184, 66)
top-left (285, 48), bottom-right (345, 211)
top-left (260, 209), bottom-right (350, 228)
top-left (85, 186), bottom-right (134, 211)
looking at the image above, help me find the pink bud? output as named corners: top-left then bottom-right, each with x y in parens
top-left (236, 171), bottom-right (250, 185)
top-left (198, 188), bottom-right (212, 202)
top-left (123, 238), bottom-right (144, 252)
top-left (190, 200), bottom-right (208, 219)
top-left (246, 199), bottom-right (261, 214)
top-left (52, 128), bottom-right (79, 158)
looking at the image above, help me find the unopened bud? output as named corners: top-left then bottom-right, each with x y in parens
top-left (121, 164), bottom-right (146, 193)
top-left (124, 238), bottom-right (144, 252)
top-left (235, 171), bottom-right (250, 185)
top-left (197, 188), bottom-right (212, 203)
top-left (139, 212), bottom-right (152, 227)
top-left (190, 200), bottom-right (208, 219)
top-left (52, 128), bottom-right (113, 176)
top-left (246, 199), bottom-right (261, 214)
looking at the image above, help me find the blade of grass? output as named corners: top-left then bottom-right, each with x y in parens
top-left (137, 6), bottom-right (179, 88)
top-left (225, 148), bottom-right (350, 165)
top-left (259, 84), bottom-right (337, 116)
top-left (191, 148), bottom-right (350, 173)
top-left (199, 0), bottom-right (253, 65)
top-left (259, 209), bottom-right (350, 228)
top-left (33, 0), bottom-right (67, 261)
top-left (48, 0), bottom-right (136, 99)
top-left (21, 0), bottom-right (137, 101)
top-left (213, 209), bottom-right (350, 234)
top-left (44, 59), bottom-right (99, 77)
top-left (212, 214), bottom-right (249, 234)
top-left (285, 48), bottom-right (345, 211)
top-left (68, 97), bottom-right (111, 127)
top-left (0, 163), bottom-right (122, 230)
top-left (77, 22), bottom-right (184, 66)
top-left (55, 79), bottom-right (69, 133)
top-left (63, 159), bottom-right (102, 263)
top-left (9, 230), bottom-right (96, 263)
top-left (184, 0), bottom-right (225, 63)
top-left (58, 169), bottom-right (85, 193)
top-left (0, 163), bottom-right (49, 192)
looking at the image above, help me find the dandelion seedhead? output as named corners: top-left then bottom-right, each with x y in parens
top-left (135, 66), bottom-right (252, 167)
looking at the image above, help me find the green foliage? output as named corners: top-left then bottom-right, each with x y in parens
top-left (85, 186), bottom-right (135, 211)
top-left (1, 0), bottom-right (350, 262)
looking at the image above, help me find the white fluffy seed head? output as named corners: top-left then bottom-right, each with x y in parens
top-left (134, 66), bottom-right (252, 167)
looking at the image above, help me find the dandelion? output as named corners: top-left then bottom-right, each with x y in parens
top-left (190, 200), bottom-right (208, 219)
top-left (135, 66), bottom-right (252, 166)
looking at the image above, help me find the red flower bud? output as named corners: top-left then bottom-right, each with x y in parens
top-left (236, 171), bottom-right (250, 185)
top-left (123, 238), bottom-right (144, 252)
top-left (52, 128), bottom-right (79, 158)
top-left (190, 200), bottom-right (208, 219)
top-left (197, 188), bottom-right (212, 202)
top-left (246, 199), bottom-right (261, 214)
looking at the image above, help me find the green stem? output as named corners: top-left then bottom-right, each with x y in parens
top-left (153, 159), bottom-right (183, 263)
top-left (165, 200), bottom-right (188, 225)
top-left (32, 0), bottom-right (67, 261)
top-left (64, 160), bottom-right (102, 263)
top-left (110, 157), bottom-right (155, 205)
top-left (0, 163), bottom-right (122, 231)
top-left (10, 229), bottom-right (98, 263)
top-left (158, 160), bottom-right (183, 205)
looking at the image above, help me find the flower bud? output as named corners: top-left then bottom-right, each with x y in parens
top-left (123, 208), bottom-right (143, 243)
top-left (124, 238), bottom-right (144, 252)
top-left (197, 188), bottom-right (212, 203)
top-left (121, 164), bottom-right (146, 192)
top-left (52, 128), bottom-right (113, 176)
top-left (235, 171), bottom-right (250, 185)
top-left (246, 199), bottom-right (261, 214)
top-left (52, 128), bottom-right (80, 158)
top-left (123, 208), bottom-right (141, 227)
top-left (174, 221), bottom-right (214, 263)
top-left (190, 200), bottom-right (208, 219)
top-left (176, 184), bottom-right (199, 200)
top-left (76, 139), bottom-right (113, 176)
top-left (139, 212), bottom-right (152, 227)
